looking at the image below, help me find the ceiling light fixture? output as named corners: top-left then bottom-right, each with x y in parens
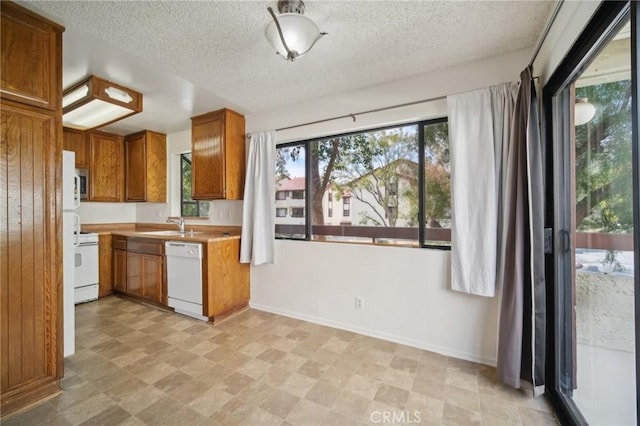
top-left (62, 75), bottom-right (142, 131)
top-left (574, 97), bottom-right (596, 126)
top-left (265, 0), bottom-right (327, 62)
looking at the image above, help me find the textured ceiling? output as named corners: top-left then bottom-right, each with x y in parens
top-left (25, 1), bottom-right (555, 112)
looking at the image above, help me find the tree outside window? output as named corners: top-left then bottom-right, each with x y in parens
top-left (273, 120), bottom-right (450, 247)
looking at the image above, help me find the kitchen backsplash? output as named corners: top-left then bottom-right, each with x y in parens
top-left (135, 200), bottom-right (243, 226)
top-left (79, 200), bottom-right (243, 226)
top-left (78, 202), bottom-right (137, 224)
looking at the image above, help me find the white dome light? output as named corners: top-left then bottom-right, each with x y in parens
top-left (265, 0), bottom-right (327, 62)
top-left (575, 97), bottom-right (596, 126)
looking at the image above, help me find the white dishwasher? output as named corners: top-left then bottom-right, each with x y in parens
top-left (165, 241), bottom-right (207, 321)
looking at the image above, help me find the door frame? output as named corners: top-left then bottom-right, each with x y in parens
top-left (543, 1), bottom-right (640, 425)
top-left (542, 1), bottom-right (639, 424)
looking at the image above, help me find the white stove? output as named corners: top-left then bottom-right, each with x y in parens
top-left (75, 232), bottom-right (99, 304)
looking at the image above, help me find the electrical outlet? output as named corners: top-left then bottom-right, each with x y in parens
top-left (355, 297), bottom-right (364, 310)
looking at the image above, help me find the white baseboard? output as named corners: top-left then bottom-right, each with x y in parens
top-left (249, 301), bottom-right (497, 367)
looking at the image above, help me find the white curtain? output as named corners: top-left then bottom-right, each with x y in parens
top-left (240, 131), bottom-right (276, 265)
top-left (447, 83), bottom-right (518, 297)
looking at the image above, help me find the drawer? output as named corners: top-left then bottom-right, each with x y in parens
top-left (127, 239), bottom-right (164, 255)
top-left (112, 237), bottom-right (127, 250)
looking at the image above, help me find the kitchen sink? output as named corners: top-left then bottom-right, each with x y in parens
top-left (138, 230), bottom-right (202, 236)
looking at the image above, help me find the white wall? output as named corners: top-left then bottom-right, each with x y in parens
top-left (252, 241), bottom-right (500, 364)
top-left (533, 1), bottom-right (601, 84)
top-left (247, 48), bottom-right (533, 365)
top-left (78, 202), bottom-right (136, 224)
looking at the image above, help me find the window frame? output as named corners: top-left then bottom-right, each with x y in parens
top-left (541, 1), bottom-right (637, 424)
top-left (291, 190), bottom-right (305, 200)
top-left (274, 118), bottom-right (450, 249)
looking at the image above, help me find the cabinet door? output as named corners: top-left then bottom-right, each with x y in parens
top-left (145, 132), bottom-right (167, 203)
top-left (191, 112), bottom-right (225, 199)
top-left (0, 2), bottom-right (62, 111)
top-left (124, 132), bottom-right (146, 201)
top-left (1, 101), bottom-right (61, 407)
top-left (126, 252), bottom-right (143, 297)
top-left (142, 255), bottom-right (164, 304)
top-left (63, 128), bottom-right (88, 169)
top-left (222, 110), bottom-right (246, 200)
top-left (113, 249), bottom-right (127, 293)
top-left (98, 234), bottom-right (112, 297)
top-left (89, 131), bottom-right (123, 202)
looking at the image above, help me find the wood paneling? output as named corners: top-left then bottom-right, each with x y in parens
top-left (1, 100), bottom-right (61, 414)
top-left (98, 234), bottom-right (113, 298)
top-left (191, 109), bottom-right (245, 200)
top-left (124, 130), bottom-right (166, 202)
top-left (0, 4), bottom-right (63, 416)
top-left (88, 131), bottom-right (124, 202)
top-left (0, 2), bottom-right (62, 111)
top-left (62, 128), bottom-right (87, 168)
top-left (203, 239), bottom-right (249, 317)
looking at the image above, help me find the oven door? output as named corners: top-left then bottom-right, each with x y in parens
top-left (75, 242), bottom-right (98, 288)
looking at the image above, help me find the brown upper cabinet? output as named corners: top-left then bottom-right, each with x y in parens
top-left (0, 2), bottom-right (62, 111)
top-left (89, 131), bottom-right (124, 202)
top-left (63, 127), bottom-right (88, 168)
top-left (191, 109), bottom-right (246, 200)
top-left (125, 130), bottom-right (167, 202)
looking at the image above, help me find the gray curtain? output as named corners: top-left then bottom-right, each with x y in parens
top-left (496, 66), bottom-right (546, 394)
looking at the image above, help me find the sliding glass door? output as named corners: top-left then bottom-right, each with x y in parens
top-left (544, 2), bottom-right (639, 424)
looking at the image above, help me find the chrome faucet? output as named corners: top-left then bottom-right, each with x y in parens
top-left (166, 217), bottom-right (185, 233)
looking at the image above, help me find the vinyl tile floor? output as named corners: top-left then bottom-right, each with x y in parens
top-left (4, 296), bottom-right (558, 425)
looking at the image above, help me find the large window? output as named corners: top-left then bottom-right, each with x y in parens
top-left (275, 143), bottom-right (306, 239)
top-left (180, 153), bottom-right (209, 217)
top-left (274, 119), bottom-right (450, 248)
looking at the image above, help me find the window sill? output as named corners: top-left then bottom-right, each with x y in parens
top-left (181, 216), bottom-right (210, 221)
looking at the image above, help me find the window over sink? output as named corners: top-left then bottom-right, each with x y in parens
top-left (180, 153), bottom-right (209, 217)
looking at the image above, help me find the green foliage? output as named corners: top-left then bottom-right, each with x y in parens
top-left (424, 122), bottom-right (450, 227)
top-left (575, 81), bottom-right (633, 233)
top-left (425, 164), bottom-right (451, 227)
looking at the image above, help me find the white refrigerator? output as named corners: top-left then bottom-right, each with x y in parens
top-left (63, 150), bottom-right (80, 357)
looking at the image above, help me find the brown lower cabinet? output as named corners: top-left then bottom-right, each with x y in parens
top-left (112, 236), bottom-right (165, 306)
top-left (110, 234), bottom-right (249, 321)
top-left (126, 252), bottom-right (164, 304)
